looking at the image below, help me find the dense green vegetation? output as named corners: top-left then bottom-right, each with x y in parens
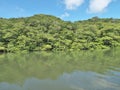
top-left (0, 14), bottom-right (120, 52)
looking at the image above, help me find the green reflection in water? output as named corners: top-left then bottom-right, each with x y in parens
top-left (0, 49), bottom-right (120, 83)
top-left (0, 49), bottom-right (120, 90)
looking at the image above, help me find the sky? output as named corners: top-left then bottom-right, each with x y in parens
top-left (0, 0), bottom-right (120, 21)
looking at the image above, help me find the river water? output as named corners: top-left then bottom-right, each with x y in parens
top-left (0, 50), bottom-right (120, 90)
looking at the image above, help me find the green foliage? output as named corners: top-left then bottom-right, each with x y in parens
top-left (0, 14), bottom-right (120, 52)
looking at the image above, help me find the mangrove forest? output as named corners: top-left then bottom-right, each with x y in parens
top-left (0, 14), bottom-right (120, 52)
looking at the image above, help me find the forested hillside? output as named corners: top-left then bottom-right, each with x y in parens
top-left (0, 14), bottom-right (120, 52)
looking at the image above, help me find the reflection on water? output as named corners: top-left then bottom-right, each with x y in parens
top-left (0, 50), bottom-right (120, 90)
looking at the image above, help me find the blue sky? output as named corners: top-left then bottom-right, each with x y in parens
top-left (0, 0), bottom-right (120, 21)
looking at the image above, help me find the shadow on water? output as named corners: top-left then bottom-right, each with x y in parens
top-left (0, 49), bottom-right (120, 90)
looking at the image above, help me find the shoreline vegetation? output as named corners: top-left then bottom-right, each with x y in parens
top-left (0, 14), bottom-right (120, 52)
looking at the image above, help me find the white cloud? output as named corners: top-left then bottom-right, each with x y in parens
top-left (15, 7), bottom-right (27, 17)
top-left (16, 7), bottom-right (25, 12)
top-left (60, 12), bottom-right (70, 19)
top-left (64, 0), bottom-right (84, 10)
top-left (88, 0), bottom-right (113, 13)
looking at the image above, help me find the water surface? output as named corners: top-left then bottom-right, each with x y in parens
top-left (0, 50), bottom-right (120, 90)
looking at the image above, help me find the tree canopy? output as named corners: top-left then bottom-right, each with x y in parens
top-left (0, 14), bottom-right (120, 52)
